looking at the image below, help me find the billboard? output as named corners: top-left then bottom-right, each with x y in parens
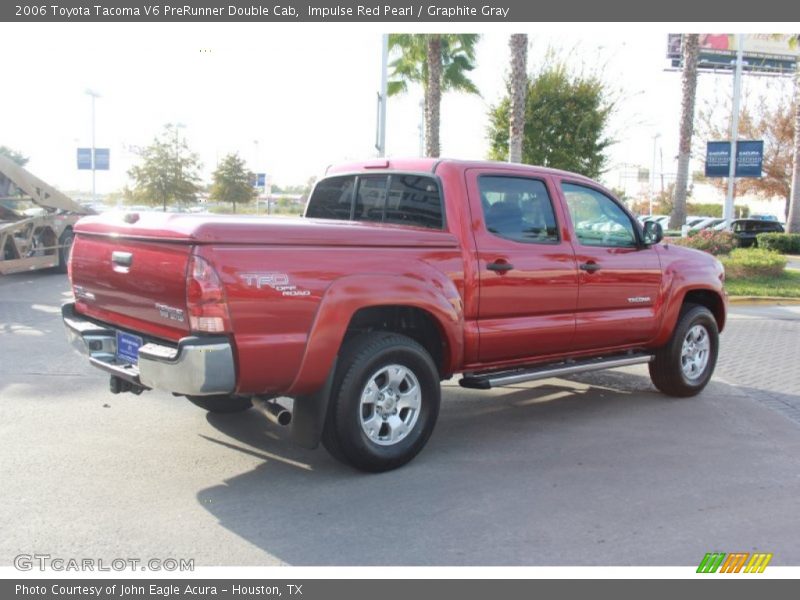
top-left (705, 140), bottom-right (763, 178)
top-left (668, 34), bottom-right (799, 73)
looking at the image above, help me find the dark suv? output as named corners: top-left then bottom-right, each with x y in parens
top-left (730, 219), bottom-right (784, 247)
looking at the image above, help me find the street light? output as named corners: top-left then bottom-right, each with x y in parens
top-left (85, 89), bottom-right (101, 203)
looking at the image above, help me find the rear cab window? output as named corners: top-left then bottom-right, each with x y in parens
top-left (306, 173), bottom-right (443, 230)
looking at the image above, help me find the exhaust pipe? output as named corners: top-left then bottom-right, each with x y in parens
top-left (252, 397), bottom-right (292, 427)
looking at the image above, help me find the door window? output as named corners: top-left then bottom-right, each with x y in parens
top-left (561, 183), bottom-right (637, 248)
top-left (478, 176), bottom-right (559, 244)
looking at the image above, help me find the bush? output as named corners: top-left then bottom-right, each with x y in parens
top-left (670, 229), bottom-right (736, 256)
top-left (755, 233), bottom-right (800, 254)
top-left (721, 248), bottom-right (787, 279)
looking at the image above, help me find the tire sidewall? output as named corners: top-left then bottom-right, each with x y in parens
top-left (334, 337), bottom-right (440, 469)
top-left (673, 306), bottom-right (719, 391)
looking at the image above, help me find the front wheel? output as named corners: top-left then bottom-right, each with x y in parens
top-left (649, 304), bottom-right (719, 397)
top-left (322, 332), bottom-right (441, 472)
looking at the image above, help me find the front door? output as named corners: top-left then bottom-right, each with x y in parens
top-left (467, 169), bottom-right (579, 363)
top-left (557, 180), bottom-right (663, 351)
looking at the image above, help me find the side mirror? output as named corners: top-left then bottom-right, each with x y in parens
top-left (642, 220), bottom-right (663, 245)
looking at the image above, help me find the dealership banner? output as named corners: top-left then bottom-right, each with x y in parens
top-left (3, 0), bottom-right (800, 21)
top-left (705, 140), bottom-right (764, 178)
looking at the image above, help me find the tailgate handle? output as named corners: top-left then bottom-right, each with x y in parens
top-left (111, 251), bottom-right (133, 267)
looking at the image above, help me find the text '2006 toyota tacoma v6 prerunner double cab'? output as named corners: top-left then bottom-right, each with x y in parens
top-left (63, 159), bottom-right (727, 471)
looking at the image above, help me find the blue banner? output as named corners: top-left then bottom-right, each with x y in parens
top-left (77, 148), bottom-right (92, 170)
top-left (735, 140), bottom-right (763, 177)
top-left (704, 140), bottom-right (763, 178)
top-left (94, 148), bottom-right (110, 170)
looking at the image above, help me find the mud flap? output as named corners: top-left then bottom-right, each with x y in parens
top-left (289, 359), bottom-right (337, 449)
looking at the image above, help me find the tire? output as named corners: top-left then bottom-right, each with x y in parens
top-left (649, 304), bottom-right (719, 397)
top-left (322, 332), bottom-right (441, 472)
top-left (56, 228), bottom-right (74, 274)
top-left (187, 394), bottom-right (252, 413)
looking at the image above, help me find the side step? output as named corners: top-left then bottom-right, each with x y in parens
top-left (459, 353), bottom-right (654, 390)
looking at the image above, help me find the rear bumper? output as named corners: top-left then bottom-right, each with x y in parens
top-left (62, 303), bottom-right (236, 396)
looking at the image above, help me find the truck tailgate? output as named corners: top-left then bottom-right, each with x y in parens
top-left (70, 233), bottom-right (192, 341)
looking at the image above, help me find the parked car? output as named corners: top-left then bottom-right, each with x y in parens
top-left (690, 217), bottom-right (725, 232)
top-left (728, 219), bottom-right (784, 247)
top-left (63, 159), bottom-right (727, 472)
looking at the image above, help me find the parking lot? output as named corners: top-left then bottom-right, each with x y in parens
top-left (1, 270), bottom-right (800, 566)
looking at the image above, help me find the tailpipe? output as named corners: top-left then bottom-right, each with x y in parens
top-left (252, 397), bottom-right (292, 427)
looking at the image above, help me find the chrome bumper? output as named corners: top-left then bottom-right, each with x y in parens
top-left (62, 303), bottom-right (236, 396)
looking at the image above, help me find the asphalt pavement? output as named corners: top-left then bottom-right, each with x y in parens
top-left (1, 271), bottom-right (799, 566)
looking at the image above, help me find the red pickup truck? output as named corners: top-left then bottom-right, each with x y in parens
top-left (63, 159), bottom-right (726, 471)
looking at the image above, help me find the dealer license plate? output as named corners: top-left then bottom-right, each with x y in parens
top-left (116, 331), bottom-right (143, 364)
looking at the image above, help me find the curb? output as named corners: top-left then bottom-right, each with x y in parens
top-left (728, 296), bottom-right (800, 305)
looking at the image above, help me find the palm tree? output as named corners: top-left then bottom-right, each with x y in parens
top-left (508, 34), bottom-right (528, 163)
top-left (670, 34), bottom-right (700, 231)
top-left (787, 34), bottom-right (800, 233)
top-left (388, 34), bottom-right (480, 158)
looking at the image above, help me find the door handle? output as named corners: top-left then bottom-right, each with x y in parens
top-left (487, 260), bottom-right (514, 272)
top-left (111, 251), bottom-right (133, 267)
top-left (579, 261), bottom-right (600, 273)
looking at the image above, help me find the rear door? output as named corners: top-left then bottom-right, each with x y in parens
top-left (556, 180), bottom-right (663, 350)
top-left (467, 169), bottom-right (579, 363)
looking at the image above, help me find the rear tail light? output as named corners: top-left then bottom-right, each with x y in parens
top-left (186, 255), bottom-right (231, 333)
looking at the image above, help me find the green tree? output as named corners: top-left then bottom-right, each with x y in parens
top-left (508, 34), bottom-right (528, 163)
top-left (126, 124), bottom-right (201, 211)
top-left (209, 153), bottom-right (256, 214)
top-left (388, 34), bottom-right (480, 157)
top-left (487, 62), bottom-right (614, 179)
top-left (0, 146), bottom-right (29, 197)
top-left (671, 34), bottom-right (700, 230)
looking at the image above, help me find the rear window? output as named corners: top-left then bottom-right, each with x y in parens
top-left (306, 174), bottom-right (443, 230)
top-left (304, 176), bottom-right (355, 220)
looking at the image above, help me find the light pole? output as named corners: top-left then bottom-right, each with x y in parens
top-left (650, 133), bottom-right (661, 216)
top-left (172, 122), bottom-right (186, 211)
top-left (85, 89), bottom-right (101, 203)
top-left (253, 139), bottom-right (263, 214)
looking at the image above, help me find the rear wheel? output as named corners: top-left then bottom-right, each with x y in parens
top-left (187, 394), bottom-right (252, 413)
top-left (649, 304), bottom-right (719, 397)
top-left (322, 332), bottom-right (441, 472)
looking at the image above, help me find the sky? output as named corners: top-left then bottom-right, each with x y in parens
top-left (0, 22), bottom-right (796, 198)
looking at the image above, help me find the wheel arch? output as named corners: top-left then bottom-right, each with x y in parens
top-left (286, 272), bottom-right (464, 398)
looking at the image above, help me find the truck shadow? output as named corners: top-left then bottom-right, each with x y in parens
top-left (194, 372), bottom-right (706, 565)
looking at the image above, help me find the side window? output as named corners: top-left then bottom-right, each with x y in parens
top-left (305, 176), bottom-right (355, 220)
top-left (384, 175), bottom-right (443, 229)
top-left (478, 176), bottom-right (559, 244)
top-left (561, 183), bottom-right (637, 248)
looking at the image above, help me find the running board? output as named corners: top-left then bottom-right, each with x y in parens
top-left (459, 353), bottom-right (654, 390)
